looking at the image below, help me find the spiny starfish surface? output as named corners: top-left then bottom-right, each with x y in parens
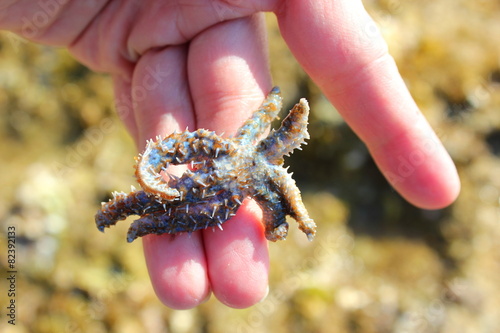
top-left (95, 87), bottom-right (316, 242)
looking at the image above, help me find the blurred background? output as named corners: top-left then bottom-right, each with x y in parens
top-left (1, 1), bottom-right (499, 332)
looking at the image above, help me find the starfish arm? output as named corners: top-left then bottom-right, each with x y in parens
top-left (253, 189), bottom-right (290, 242)
top-left (95, 190), bottom-right (162, 232)
top-left (126, 188), bottom-right (244, 242)
top-left (257, 98), bottom-right (310, 165)
top-left (248, 165), bottom-right (293, 242)
top-left (234, 86), bottom-right (283, 144)
top-left (135, 129), bottom-right (235, 200)
top-left (272, 167), bottom-right (317, 241)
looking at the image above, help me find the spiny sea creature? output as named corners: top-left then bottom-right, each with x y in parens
top-left (95, 87), bottom-right (316, 242)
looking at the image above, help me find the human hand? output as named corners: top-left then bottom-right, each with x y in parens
top-left (0, 0), bottom-right (459, 309)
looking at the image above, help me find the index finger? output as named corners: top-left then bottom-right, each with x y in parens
top-left (276, 0), bottom-right (460, 209)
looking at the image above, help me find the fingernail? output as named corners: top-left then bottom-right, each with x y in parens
top-left (258, 285), bottom-right (270, 303)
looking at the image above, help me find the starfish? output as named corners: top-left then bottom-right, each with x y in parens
top-left (95, 87), bottom-right (316, 242)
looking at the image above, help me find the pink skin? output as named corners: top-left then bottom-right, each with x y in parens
top-left (0, 0), bottom-right (460, 308)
